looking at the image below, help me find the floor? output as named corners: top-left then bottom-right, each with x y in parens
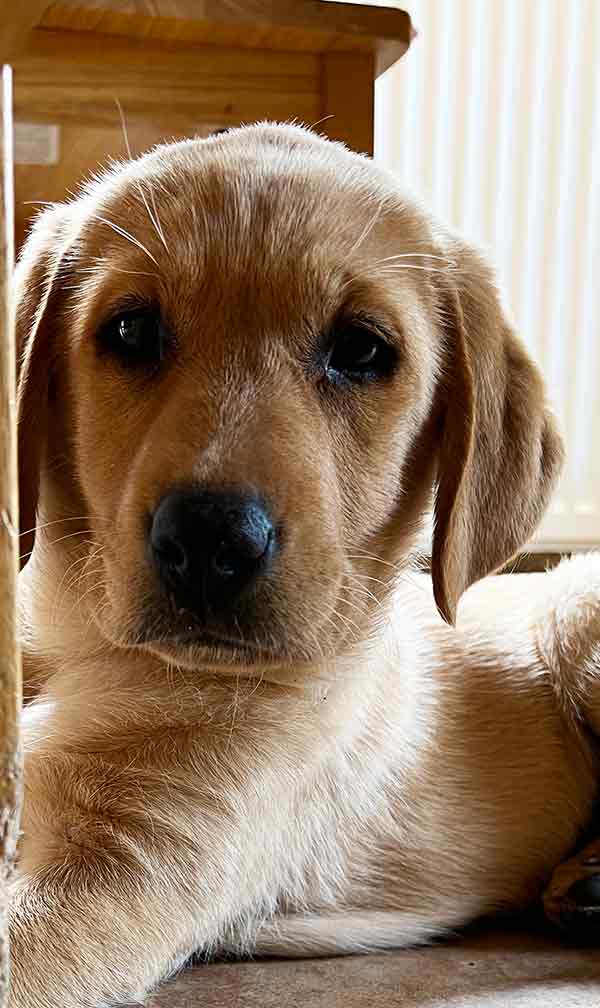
top-left (148, 920), bottom-right (600, 1007)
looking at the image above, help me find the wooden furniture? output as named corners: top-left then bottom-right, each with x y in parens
top-left (1, 0), bottom-right (413, 249)
top-left (0, 65), bottom-right (20, 1007)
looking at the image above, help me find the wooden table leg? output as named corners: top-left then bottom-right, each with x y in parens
top-left (320, 51), bottom-right (375, 156)
top-left (0, 63), bottom-right (22, 1008)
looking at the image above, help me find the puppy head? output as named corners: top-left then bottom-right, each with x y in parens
top-left (16, 124), bottom-right (563, 671)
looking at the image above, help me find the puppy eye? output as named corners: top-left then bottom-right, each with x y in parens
top-left (98, 308), bottom-right (167, 369)
top-left (326, 324), bottom-right (396, 383)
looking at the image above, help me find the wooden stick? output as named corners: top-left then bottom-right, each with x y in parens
top-left (0, 64), bottom-right (21, 1007)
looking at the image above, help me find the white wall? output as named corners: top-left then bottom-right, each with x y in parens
top-left (374, 0), bottom-right (600, 548)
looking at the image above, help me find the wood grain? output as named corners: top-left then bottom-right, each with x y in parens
top-left (0, 64), bottom-right (22, 1007)
top-left (13, 28), bottom-right (321, 129)
top-left (10, 1), bottom-right (413, 247)
top-left (39, 1), bottom-right (413, 70)
top-left (320, 50), bottom-right (375, 156)
top-left (0, 0), bottom-right (49, 61)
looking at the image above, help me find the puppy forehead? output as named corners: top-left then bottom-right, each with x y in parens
top-left (139, 128), bottom-right (389, 237)
top-left (94, 130), bottom-right (425, 279)
top-left (73, 128), bottom-right (437, 342)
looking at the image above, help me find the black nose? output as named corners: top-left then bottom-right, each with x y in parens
top-left (150, 488), bottom-right (275, 613)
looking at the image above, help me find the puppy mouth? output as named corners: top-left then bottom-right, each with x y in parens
top-left (171, 628), bottom-right (252, 649)
top-left (134, 622), bottom-right (288, 667)
top-left (107, 575), bottom-right (349, 670)
top-left (163, 628), bottom-right (273, 656)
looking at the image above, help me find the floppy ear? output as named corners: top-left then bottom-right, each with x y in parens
top-left (15, 204), bottom-right (73, 568)
top-left (432, 244), bottom-right (564, 623)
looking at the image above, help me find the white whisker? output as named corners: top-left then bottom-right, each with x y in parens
top-left (340, 262), bottom-right (450, 293)
top-left (92, 215), bottom-right (159, 268)
top-left (22, 199), bottom-right (57, 209)
top-left (75, 262), bottom-right (158, 280)
top-left (307, 114), bottom-right (335, 132)
top-left (334, 593), bottom-right (369, 618)
top-left (19, 528), bottom-right (97, 562)
top-left (115, 98), bottom-right (170, 257)
top-left (347, 198), bottom-right (385, 258)
top-left (147, 184), bottom-right (169, 254)
top-left (371, 253), bottom-right (455, 266)
top-left (375, 264), bottom-right (450, 274)
top-left (339, 581), bottom-right (382, 607)
top-left (331, 608), bottom-right (362, 638)
top-left (352, 573), bottom-right (390, 588)
top-left (19, 516), bottom-right (107, 538)
top-left (347, 552), bottom-right (400, 570)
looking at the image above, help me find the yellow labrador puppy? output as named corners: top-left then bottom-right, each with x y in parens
top-left (11, 123), bottom-right (600, 1007)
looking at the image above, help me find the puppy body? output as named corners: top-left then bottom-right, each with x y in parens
top-left (14, 557), bottom-right (600, 1005)
top-left (10, 125), bottom-right (600, 1006)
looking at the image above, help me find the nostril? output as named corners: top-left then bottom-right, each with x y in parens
top-left (154, 533), bottom-right (187, 575)
top-left (213, 542), bottom-right (241, 578)
top-left (149, 488), bottom-right (278, 611)
top-left (213, 524), bottom-right (274, 579)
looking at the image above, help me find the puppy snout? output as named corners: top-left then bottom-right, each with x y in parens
top-left (150, 488), bottom-right (276, 614)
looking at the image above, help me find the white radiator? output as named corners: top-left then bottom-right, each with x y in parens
top-left (374, 0), bottom-right (600, 548)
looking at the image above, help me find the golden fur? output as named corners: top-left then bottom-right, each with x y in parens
top-left (10, 123), bottom-right (600, 1007)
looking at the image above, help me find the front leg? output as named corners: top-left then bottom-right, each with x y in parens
top-left (10, 854), bottom-right (199, 1007)
top-left (9, 706), bottom-right (308, 1008)
top-left (10, 789), bottom-right (241, 1006)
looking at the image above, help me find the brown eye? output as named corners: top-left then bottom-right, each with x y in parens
top-left (98, 308), bottom-right (168, 370)
top-left (326, 324), bottom-right (396, 383)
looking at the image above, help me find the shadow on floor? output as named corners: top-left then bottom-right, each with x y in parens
top-left (146, 917), bottom-right (600, 1008)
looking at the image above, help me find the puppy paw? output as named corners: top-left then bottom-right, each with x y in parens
top-left (544, 838), bottom-right (600, 942)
